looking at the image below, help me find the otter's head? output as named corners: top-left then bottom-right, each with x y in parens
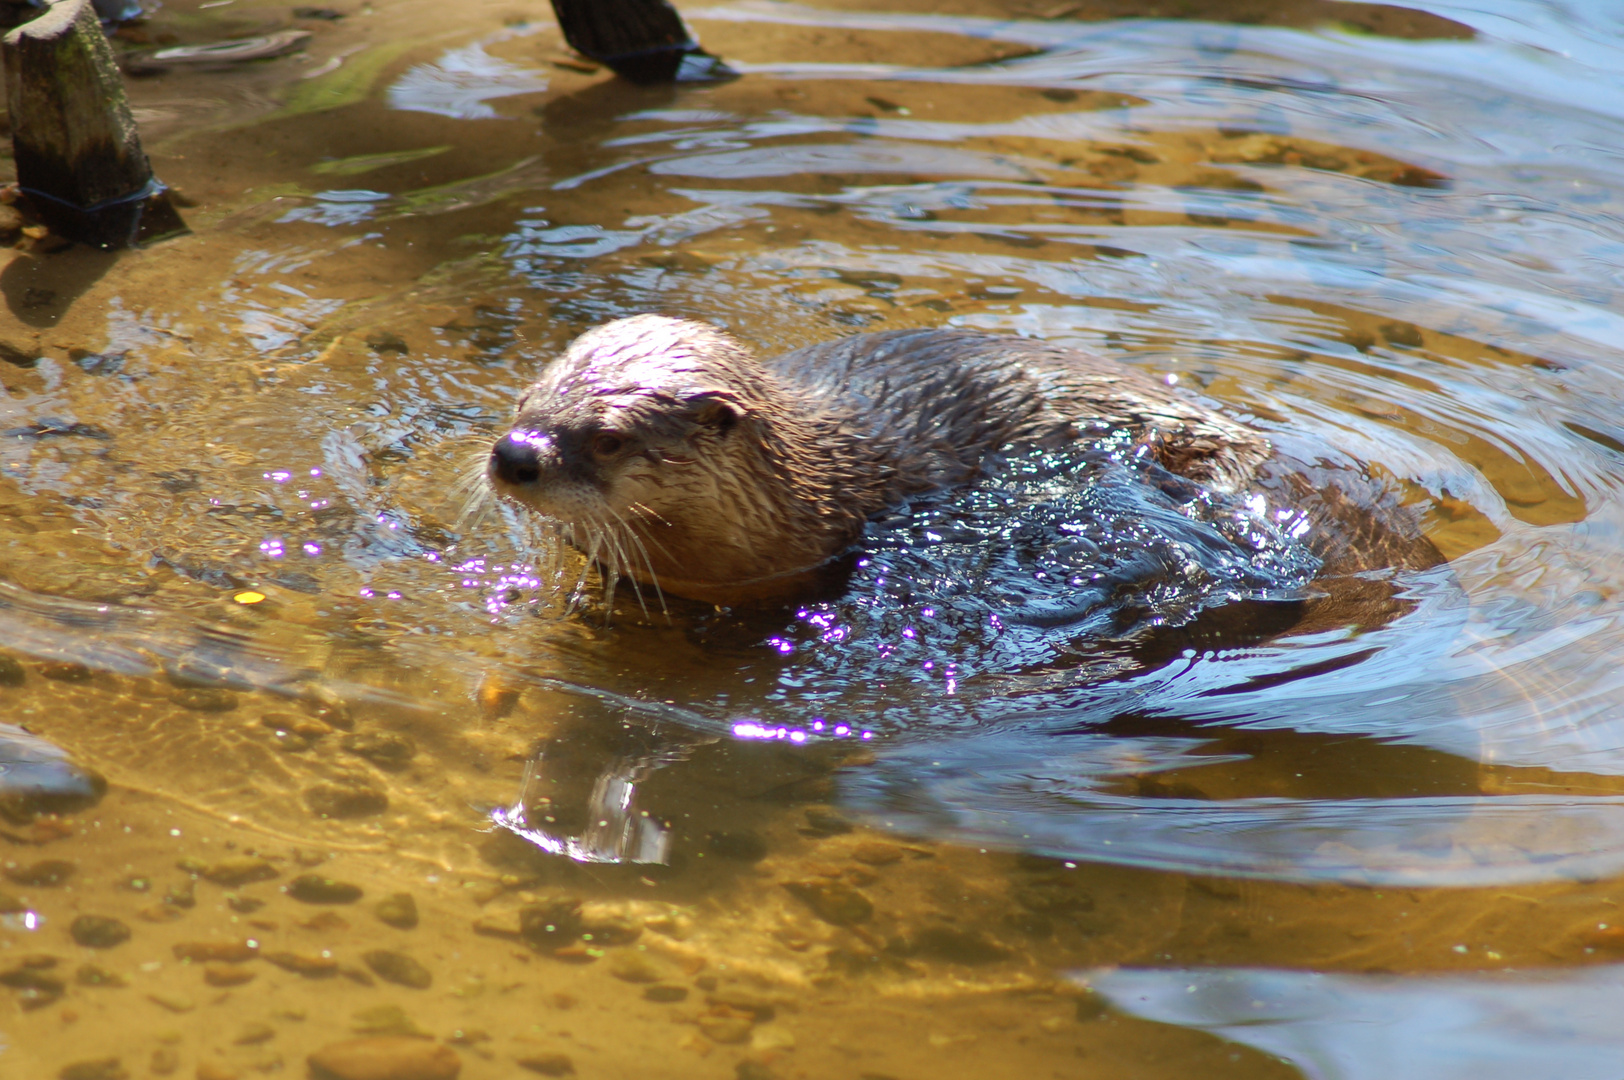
top-left (488, 315), bottom-right (826, 603)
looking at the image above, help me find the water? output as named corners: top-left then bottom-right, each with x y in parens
top-left (3, 0), bottom-right (1624, 1076)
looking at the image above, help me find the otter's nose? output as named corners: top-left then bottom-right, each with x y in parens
top-left (490, 431), bottom-right (545, 485)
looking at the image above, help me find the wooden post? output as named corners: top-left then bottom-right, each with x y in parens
top-left (548, 0), bottom-right (733, 84)
top-left (2, 0), bottom-right (186, 249)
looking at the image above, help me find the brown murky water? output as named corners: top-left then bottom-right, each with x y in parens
top-left (5, 0), bottom-right (1624, 1077)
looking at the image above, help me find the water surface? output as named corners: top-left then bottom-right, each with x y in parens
top-left (3, 0), bottom-right (1624, 1076)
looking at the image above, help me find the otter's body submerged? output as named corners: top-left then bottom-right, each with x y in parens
top-left (487, 315), bottom-right (1402, 606)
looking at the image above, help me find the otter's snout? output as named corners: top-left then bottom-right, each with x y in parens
top-left (489, 431), bottom-right (545, 486)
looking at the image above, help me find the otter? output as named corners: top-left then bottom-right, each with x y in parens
top-left (486, 314), bottom-right (1425, 607)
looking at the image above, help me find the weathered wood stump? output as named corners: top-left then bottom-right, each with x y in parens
top-left (548, 0), bottom-right (733, 84)
top-left (2, 0), bottom-right (186, 248)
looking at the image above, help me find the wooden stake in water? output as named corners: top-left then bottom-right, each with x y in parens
top-left (547, 0), bottom-right (734, 83)
top-left (2, 0), bottom-right (187, 249)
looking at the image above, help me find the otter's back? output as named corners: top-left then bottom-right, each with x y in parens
top-left (767, 329), bottom-right (1269, 490)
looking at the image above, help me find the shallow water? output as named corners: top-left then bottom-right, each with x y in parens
top-left (4, 0), bottom-right (1624, 1076)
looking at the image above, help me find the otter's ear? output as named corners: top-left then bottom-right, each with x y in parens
top-left (687, 393), bottom-right (743, 435)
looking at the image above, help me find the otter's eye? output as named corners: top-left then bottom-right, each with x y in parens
top-left (590, 433), bottom-right (627, 457)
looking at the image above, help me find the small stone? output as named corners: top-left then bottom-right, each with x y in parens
top-left (518, 898), bottom-right (583, 948)
top-left (516, 1053), bottom-right (574, 1076)
top-left (227, 894), bottom-right (265, 914)
top-left (339, 963), bottom-right (376, 986)
top-left (286, 873), bottom-right (363, 903)
top-left (579, 907), bottom-right (641, 946)
top-left (234, 1022), bottom-right (275, 1045)
top-left (173, 940), bottom-right (257, 963)
top-left (138, 903), bottom-right (186, 923)
top-left (262, 951), bottom-right (338, 978)
top-left (164, 879), bottom-right (196, 909)
top-left (750, 1023), bottom-right (796, 1052)
top-left (849, 842), bottom-right (905, 866)
top-left (149, 1046), bottom-right (179, 1076)
top-left (0, 654), bottom-right (24, 685)
top-left (605, 950), bottom-right (666, 984)
top-left (71, 915), bottom-right (132, 948)
top-left (147, 991), bottom-right (195, 1013)
top-left (175, 857), bottom-right (209, 876)
top-left (76, 963), bottom-right (126, 987)
top-left (802, 808), bottom-right (852, 835)
top-left (364, 331), bottom-right (409, 355)
top-left (299, 910), bottom-right (351, 931)
top-left (374, 892), bottom-right (418, 929)
top-left (736, 1062), bottom-right (777, 1080)
top-left (340, 731), bottom-right (416, 771)
top-left (171, 688), bottom-right (238, 711)
top-left (783, 880), bottom-right (873, 926)
top-left (471, 913), bottom-right (522, 940)
top-left (643, 984), bottom-right (688, 1003)
top-left (194, 1064), bottom-right (238, 1080)
top-left (203, 858), bottom-right (279, 886)
top-left (304, 781), bottom-right (388, 819)
top-left (40, 662), bottom-right (92, 682)
top-left (350, 1004), bottom-right (426, 1037)
top-left (6, 858), bottom-right (76, 886)
top-left (0, 890), bottom-right (26, 913)
top-left (697, 1011), bottom-right (755, 1044)
top-left (57, 1060), bottom-right (126, 1080)
top-left (307, 1037), bottom-right (460, 1080)
top-left (706, 830), bottom-right (768, 862)
top-left (362, 949), bottom-right (431, 989)
top-left (204, 963), bottom-right (256, 987)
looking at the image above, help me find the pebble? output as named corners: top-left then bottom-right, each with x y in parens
top-left (194, 1063), bottom-right (239, 1080)
top-left (304, 781), bottom-right (388, 819)
top-left (173, 940), bottom-right (258, 963)
top-left (71, 915), bottom-right (132, 948)
top-left (40, 662), bottom-right (92, 682)
top-left (579, 905), bottom-right (641, 945)
top-left (518, 899), bottom-right (583, 948)
top-left (287, 873), bottom-right (363, 903)
top-left (340, 731), bottom-right (416, 770)
top-left (300, 910), bottom-right (352, 932)
top-left (782, 880), bottom-right (873, 926)
top-left (0, 655), bottom-right (21, 685)
top-left (697, 1011), bottom-right (755, 1044)
top-left (849, 841), bottom-right (906, 866)
top-left (204, 963), bottom-right (256, 987)
top-left (750, 1024), bottom-right (796, 1052)
top-left (802, 807), bottom-right (853, 835)
top-left (57, 1060), bottom-right (127, 1080)
top-left (76, 963), bottom-right (126, 987)
top-left (263, 950), bottom-right (338, 977)
top-left (203, 857), bottom-right (279, 886)
top-left (643, 984), bottom-right (688, 1003)
top-left (6, 858), bottom-right (76, 886)
top-left (516, 1053), bottom-right (574, 1076)
top-left (149, 1047), bottom-right (179, 1076)
top-left (171, 688), bottom-right (239, 711)
top-left (147, 991), bottom-right (195, 1013)
top-left (606, 950), bottom-right (667, 984)
top-left (374, 892), bottom-right (418, 929)
top-left (350, 1004), bottom-right (426, 1037)
top-left (363, 949), bottom-right (432, 989)
top-left (307, 1037), bottom-right (461, 1080)
top-left (234, 1022), bottom-right (275, 1045)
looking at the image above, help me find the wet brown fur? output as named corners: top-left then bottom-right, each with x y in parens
top-left (489, 315), bottom-right (1312, 606)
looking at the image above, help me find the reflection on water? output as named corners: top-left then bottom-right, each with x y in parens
top-left (1090, 964), bottom-right (1624, 1080)
top-left (5, 0), bottom-right (1624, 1074)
